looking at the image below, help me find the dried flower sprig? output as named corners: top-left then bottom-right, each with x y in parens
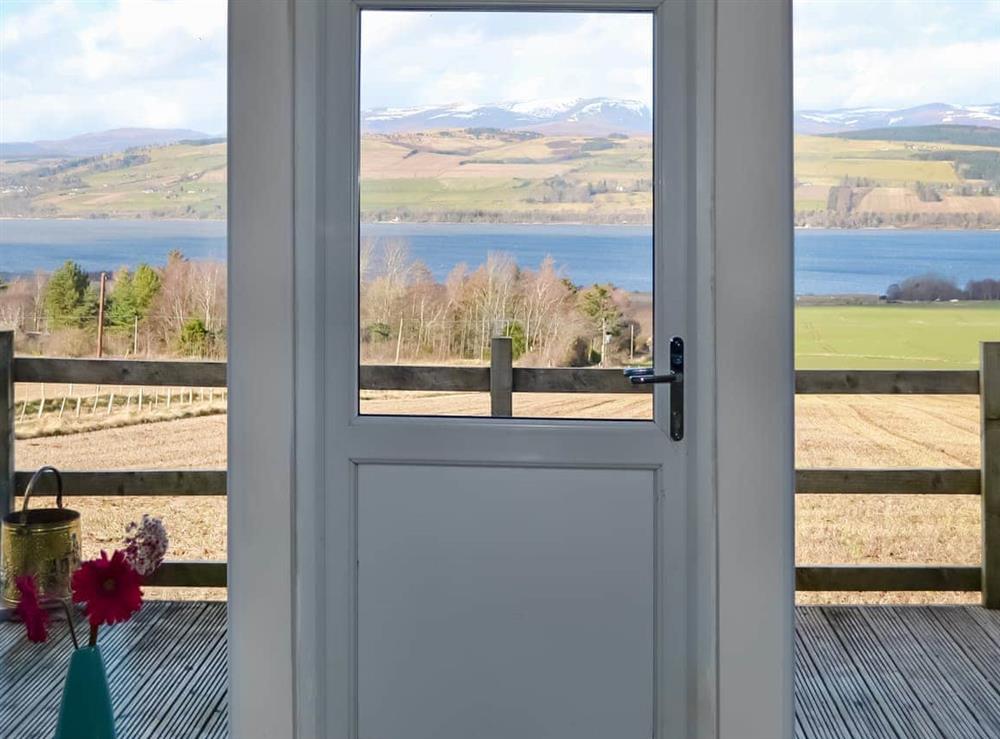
top-left (123, 515), bottom-right (169, 577)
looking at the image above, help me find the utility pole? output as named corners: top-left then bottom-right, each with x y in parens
top-left (600, 317), bottom-right (607, 368)
top-left (133, 314), bottom-right (139, 356)
top-left (96, 272), bottom-right (107, 358)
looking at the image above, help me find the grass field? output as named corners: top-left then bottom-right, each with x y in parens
top-left (796, 302), bottom-right (1000, 369)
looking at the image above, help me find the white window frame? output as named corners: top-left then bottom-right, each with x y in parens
top-left (227, 0), bottom-right (794, 737)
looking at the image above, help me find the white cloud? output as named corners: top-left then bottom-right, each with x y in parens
top-left (2, 0), bottom-right (994, 142)
top-left (794, 0), bottom-right (1000, 110)
top-left (1, 0), bottom-right (226, 141)
top-left (360, 11), bottom-right (653, 110)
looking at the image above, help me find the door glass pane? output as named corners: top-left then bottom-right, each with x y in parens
top-left (359, 10), bottom-right (653, 420)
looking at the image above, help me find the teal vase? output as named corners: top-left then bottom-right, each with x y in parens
top-left (54, 646), bottom-right (116, 739)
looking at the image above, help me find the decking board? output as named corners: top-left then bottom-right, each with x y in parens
top-left (3, 603), bottom-right (1000, 737)
top-left (858, 607), bottom-right (995, 739)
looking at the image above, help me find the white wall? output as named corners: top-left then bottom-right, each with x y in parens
top-left (715, 0), bottom-right (795, 737)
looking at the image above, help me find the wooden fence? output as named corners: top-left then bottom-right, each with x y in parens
top-left (1, 332), bottom-right (997, 606)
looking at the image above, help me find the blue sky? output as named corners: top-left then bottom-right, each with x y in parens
top-left (0, 0), bottom-right (997, 141)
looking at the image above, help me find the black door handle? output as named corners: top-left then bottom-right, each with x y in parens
top-left (623, 336), bottom-right (684, 440)
top-left (628, 370), bottom-right (682, 384)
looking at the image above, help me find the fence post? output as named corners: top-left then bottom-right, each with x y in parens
top-left (982, 341), bottom-right (1000, 609)
top-left (490, 336), bottom-right (513, 418)
top-left (0, 331), bottom-right (13, 517)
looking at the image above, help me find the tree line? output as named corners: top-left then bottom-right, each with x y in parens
top-left (360, 238), bottom-right (648, 367)
top-left (1, 241), bottom-right (649, 366)
top-left (0, 251), bottom-right (226, 358)
top-left (886, 274), bottom-right (1000, 302)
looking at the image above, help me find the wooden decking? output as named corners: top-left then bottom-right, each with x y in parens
top-left (1, 601), bottom-right (226, 738)
top-left (3, 602), bottom-right (999, 737)
top-left (796, 606), bottom-right (1000, 738)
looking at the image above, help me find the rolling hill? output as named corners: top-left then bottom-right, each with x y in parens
top-left (2, 123), bottom-right (999, 227)
top-left (828, 125), bottom-right (1000, 147)
top-left (793, 133), bottom-right (1000, 227)
top-left (0, 128), bottom-right (217, 158)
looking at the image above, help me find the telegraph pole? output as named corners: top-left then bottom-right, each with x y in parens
top-left (96, 272), bottom-right (107, 358)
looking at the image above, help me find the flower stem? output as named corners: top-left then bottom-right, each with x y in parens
top-left (88, 623), bottom-right (98, 648)
top-left (59, 601), bottom-right (79, 650)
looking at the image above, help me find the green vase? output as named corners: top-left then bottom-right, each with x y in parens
top-left (54, 646), bottom-right (116, 739)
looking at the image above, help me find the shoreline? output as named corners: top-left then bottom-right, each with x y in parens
top-left (2, 216), bottom-right (999, 232)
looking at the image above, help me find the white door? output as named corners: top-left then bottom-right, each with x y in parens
top-left (318, 1), bottom-right (711, 737)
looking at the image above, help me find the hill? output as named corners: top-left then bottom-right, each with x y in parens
top-left (794, 131), bottom-right (1000, 228)
top-left (827, 125), bottom-right (1000, 147)
top-left (0, 127), bottom-right (217, 158)
top-left (3, 125), bottom-right (999, 227)
top-left (0, 140), bottom-right (227, 219)
top-left (0, 129), bottom-right (655, 224)
top-left (358, 128), bottom-right (652, 223)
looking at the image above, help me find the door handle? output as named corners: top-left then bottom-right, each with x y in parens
top-left (624, 336), bottom-right (684, 441)
top-left (626, 370), bottom-right (681, 384)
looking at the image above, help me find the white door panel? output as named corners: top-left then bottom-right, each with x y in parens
top-left (358, 464), bottom-right (655, 739)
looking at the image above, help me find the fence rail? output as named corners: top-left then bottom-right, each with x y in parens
top-left (13, 357), bottom-right (227, 387)
top-left (1, 332), bottom-right (997, 605)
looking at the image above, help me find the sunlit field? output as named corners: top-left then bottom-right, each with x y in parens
top-left (796, 302), bottom-right (1000, 369)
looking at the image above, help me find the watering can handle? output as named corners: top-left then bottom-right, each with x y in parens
top-left (21, 466), bottom-right (64, 512)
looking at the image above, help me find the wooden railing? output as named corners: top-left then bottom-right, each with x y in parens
top-left (0, 331), bottom-right (228, 589)
top-left (796, 346), bottom-right (997, 605)
top-left (1, 331), bottom-right (997, 607)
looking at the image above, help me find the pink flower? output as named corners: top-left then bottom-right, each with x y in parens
top-left (123, 515), bottom-right (169, 577)
top-left (71, 550), bottom-right (143, 628)
top-left (14, 575), bottom-right (50, 643)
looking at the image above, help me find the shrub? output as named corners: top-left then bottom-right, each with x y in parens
top-left (364, 322), bottom-right (393, 343)
top-left (886, 274), bottom-right (963, 301)
top-left (177, 318), bottom-right (213, 356)
top-left (504, 321), bottom-right (526, 360)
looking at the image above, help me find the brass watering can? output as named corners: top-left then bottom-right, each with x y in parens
top-left (1, 466), bottom-right (81, 607)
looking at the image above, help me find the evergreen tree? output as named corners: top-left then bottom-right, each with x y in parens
top-left (108, 264), bottom-right (161, 328)
top-left (578, 284), bottom-right (624, 337)
top-left (578, 284), bottom-right (624, 366)
top-left (43, 260), bottom-right (97, 328)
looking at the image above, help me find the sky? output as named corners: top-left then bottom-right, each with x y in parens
top-left (793, 0), bottom-right (1000, 110)
top-left (0, 0), bottom-right (226, 142)
top-left (0, 0), bottom-right (997, 142)
top-left (360, 11), bottom-right (653, 111)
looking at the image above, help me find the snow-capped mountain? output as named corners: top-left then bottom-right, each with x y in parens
top-left (362, 97), bottom-right (652, 135)
top-left (794, 103), bottom-right (1000, 135)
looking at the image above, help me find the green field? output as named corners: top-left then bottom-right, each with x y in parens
top-left (796, 302), bottom-right (1000, 369)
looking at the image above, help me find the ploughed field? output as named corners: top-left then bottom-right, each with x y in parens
top-left (14, 392), bottom-right (983, 605)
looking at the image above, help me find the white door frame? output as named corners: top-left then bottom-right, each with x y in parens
top-left (227, 1), bottom-right (793, 737)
